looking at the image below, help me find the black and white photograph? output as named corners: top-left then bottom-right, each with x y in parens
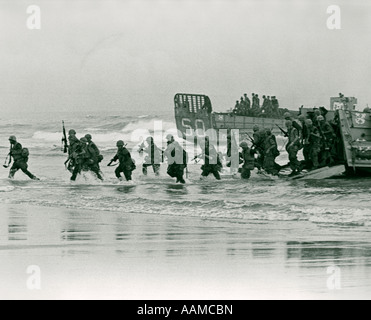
top-left (1, 0), bottom-right (371, 302)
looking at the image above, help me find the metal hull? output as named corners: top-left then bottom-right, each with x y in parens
top-left (174, 93), bottom-right (285, 140)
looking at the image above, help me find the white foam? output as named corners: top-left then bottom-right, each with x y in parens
top-left (0, 186), bottom-right (15, 192)
top-left (30, 118), bottom-right (178, 148)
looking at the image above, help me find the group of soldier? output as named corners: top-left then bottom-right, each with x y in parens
top-left (232, 93), bottom-right (281, 118)
top-left (4, 107), bottom-right (340, 182)
top-left (65, 129), bottom-right (137, 182)
top-left (65, 130), bottom-right (191, 184)
top-left (226, 105), bottom-right (340, 179)
top-left (278, 109), bottom-right (339, 177)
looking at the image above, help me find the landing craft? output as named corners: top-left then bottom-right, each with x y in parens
top-left (174, 93), bottom-right (286, 141)
top-left (174, 93), bottom-right (371, 178)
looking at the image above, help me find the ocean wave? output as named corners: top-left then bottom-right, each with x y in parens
top-left (27, 117), bottom-right (178, 149)
top-left (2, 191), bottom-right (370, 227)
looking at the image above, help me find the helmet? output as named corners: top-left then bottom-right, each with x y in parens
top-left (166, 134), bottom-right (174, 141)
top-left (314, 109), bottom-right (321, 116)
top-left (239, 141), bottom-right (248, 148)
top-left (146, 136), bottom-right (153, 143)
top-left (363, 107), bottom-right (371, 113)
top-left (9, 135), bottom-right (17, 142)
top-left (265, 128), bottom-right (272, 135)
top-left (284, 112), bottom-right (291, 119)
top-left (80, 137), bottom-right (88, 143)
top-left (253, 125), bottom-right (260, 132)
top-left (317, 115), bottom-right (325, 122)
top-left (116, 140), bottom-right (124, 147)
top-left (85, 134), bottom-right (92, 140)
top-left (298, 115), bottom-right (306, 121)
top-left (69, 129), bottom-right (76, 135)
top-left (305, 119), bottom-right (313, 126)
top-left (285, 120), bottom-right (293, 128)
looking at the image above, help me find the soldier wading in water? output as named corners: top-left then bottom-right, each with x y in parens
top-left (164, 134), bottom-right (188, 184)
top-left (139, 136), bottom-right (162, 177)
top-left (108, 140), bottom-right (136, 182)
top-left (199, 139), bottom-right (222, 180)
top-left (7, 136), bottom-right (39, 180)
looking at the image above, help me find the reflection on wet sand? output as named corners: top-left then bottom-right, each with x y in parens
top-left (1, 204), bottom-right (371, 299)
top-left (286, 241), bottom-right (371, 268)
top-left (8, 208), bottom-right (28, 242)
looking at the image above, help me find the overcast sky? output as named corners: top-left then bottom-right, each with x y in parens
top-left (0, 0), bottom-right (371, 114)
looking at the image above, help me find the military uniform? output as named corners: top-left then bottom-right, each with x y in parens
top-left (113, 144), bottom-right (136, 181)
top-left (70, 141), bottom-right (88, 181)
top-left (244, 94), bottom-right (251, 112)
top-left (263, 132), bottom-right (279, 175)
top-left (307, 122), bottom-right (322, 169)
top-left (142, 139), bottom-right (162, 176)
top-left (239, 142), bottom-right (255, 179)
top-left (286, 122), bottom-right (301, 175)
top-left (86, 139), bottom-right (103, 181)
top-left (165, 137), bottom-right (187, 184)
top-left (68, 136), bottom-right (80, 155)
top-left (8, 139), bottom-right (38, 180)
top-left (253, 129), bottom-right (265, 171)
top-left (261, 96), bottom-right (269, 116)
top-left (318, 117), bottom-right (336, 166)
top-left (271, 97), bottom-right (279, 117)
top-left (200, 142), bottom-right (222, 180)
top-left (298, 117), bottom-right (310, 168)
top-left (65, 130), bottom-right (80, 172)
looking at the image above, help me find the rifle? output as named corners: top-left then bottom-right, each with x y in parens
top-left (64, 157), bottom-right (70, 167)
top-left (276, 124), bottom-right (289, 138)
top-left (246, 133), bottom-right (264, 153)
top-left (191, 154), bottom-right (203, 163)
top-left (138, 142), bottom-right (146, 153)
top-left (62, 121), bottom-right (68, 153)
top-left (107, 159), bottom-right (117, 167)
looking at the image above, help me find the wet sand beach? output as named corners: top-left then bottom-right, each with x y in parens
top-left (1, 203), bottom-right (371, 300)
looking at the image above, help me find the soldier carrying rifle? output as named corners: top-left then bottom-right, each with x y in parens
top-left (138, 137), bottom-right (162, 177)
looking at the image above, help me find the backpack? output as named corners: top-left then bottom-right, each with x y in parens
top-left (22, 148), bottom-right (29, 158)
top-left (130, 159), bottom-right (136, 171)
top-left (273, 148), bottom-right (280, 158)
